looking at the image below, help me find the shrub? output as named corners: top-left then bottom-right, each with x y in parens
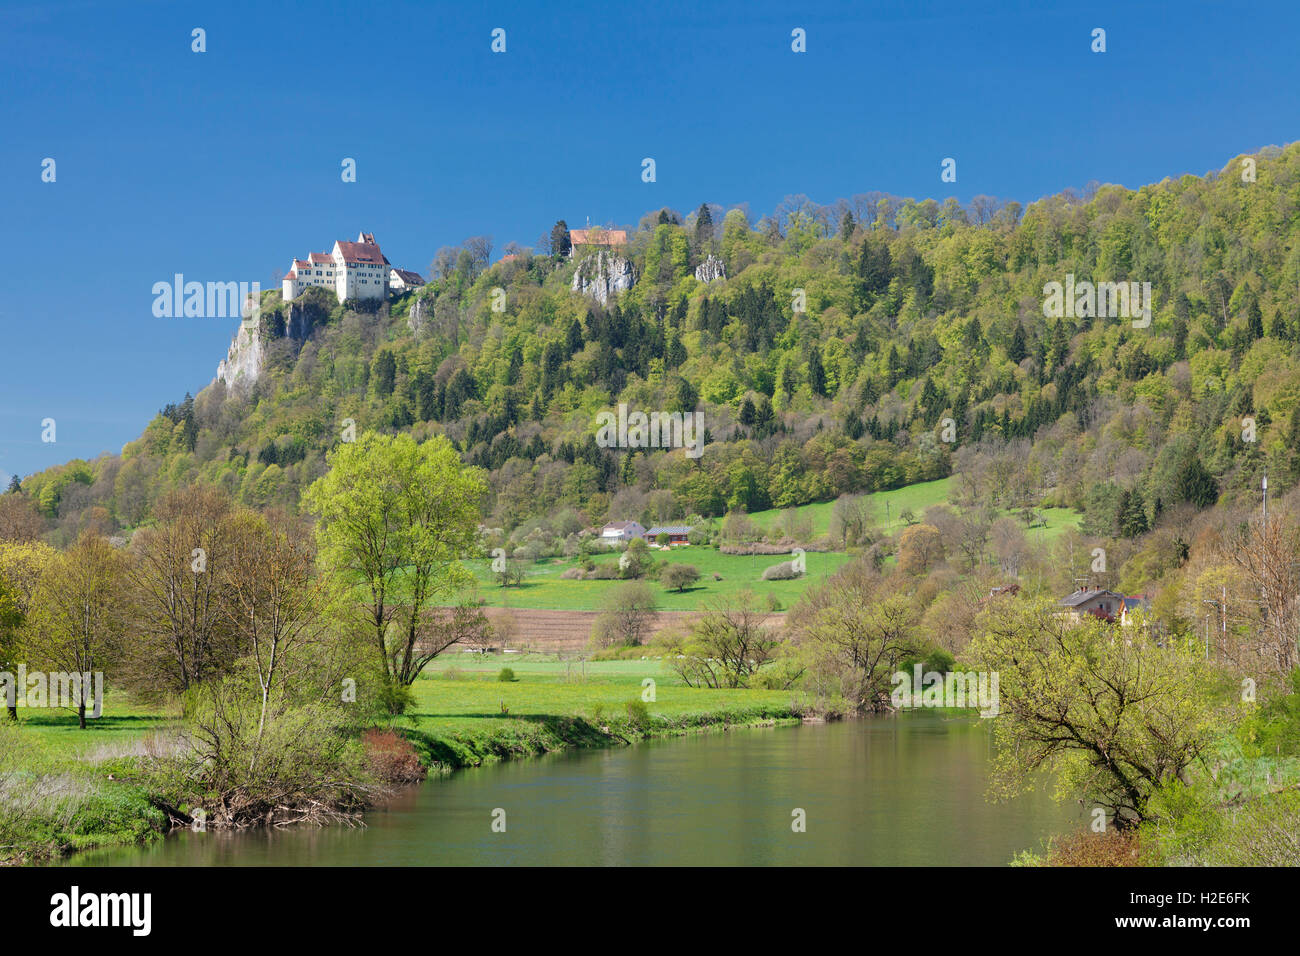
top-left (660, 563), bottom-right (700, 592)
top-left (362, 729), bottom-right (425, 784)
top-left (925, 648), bottom-right (956, 674)
top-left (498, 667), bottom-right (517, 682)
top-left (1045, 829), bottom-right (1142, 867)
top-left (624, 699), bottom-right (653, 733)
top-left (155, 676), bottom-right (373, 827)
top-left (377, 680), bottom-right (417, 715)
top-left (762, 560), bottom-right (800, 581)
top-left (590, 581), bottom-right (660, 647)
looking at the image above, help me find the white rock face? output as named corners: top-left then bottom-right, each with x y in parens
top-left (571, 251), bottom-right (635, 305)
top-left (216, 320), bottom-right (264, 391)
top-left (694, 254), bottom-right (726, 283)
top-left (408, 296), bottom-right (428, 334)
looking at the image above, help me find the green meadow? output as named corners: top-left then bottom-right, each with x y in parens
top-left (465, 547), bottom-right (853, 611)
top-left (468, 478), bottom-right (1081, 611)
top-left (403, 656), bottom-right (800, 768)
top-left (745, 476), bottom-right (1082, 542)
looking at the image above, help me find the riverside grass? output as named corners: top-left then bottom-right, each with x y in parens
top-left (4, 657), bottom-right (799, 863)
top-left (404, 656), bottom-right (800, 771)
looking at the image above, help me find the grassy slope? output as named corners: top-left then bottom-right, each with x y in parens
top-left (466, 547), bottom-right (852, 611)
top-left (468, 477), bottom-right (1082, 611)
top-left (747, 476), bottom-right (1082, 541)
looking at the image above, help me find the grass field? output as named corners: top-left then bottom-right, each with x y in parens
top-left (469, 477), bottom-right (1081, 611)
top-left (747, 477), bottom-right (956, 537)
top-left (745, 476), bottom-right (1082, 542)
top-left (14, 706), bottom-right (176, 757)
top-left (14, 657), bottom-right (793, 758)
top-left (404, 656), bottom-right (799, 769)
top-left (465, 547), bottom-right (853, 611)
top-left (412, 656), bottom-right (793, 731)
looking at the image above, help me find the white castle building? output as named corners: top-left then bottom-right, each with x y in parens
top-left (282, 231), bottom-right (422, 304)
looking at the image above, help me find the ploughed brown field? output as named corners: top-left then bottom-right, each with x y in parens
top-left (466, 607), bottom-right (786, 655)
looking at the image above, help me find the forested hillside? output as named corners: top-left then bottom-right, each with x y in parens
top-left (14, 142), bottom-right (1300, 554)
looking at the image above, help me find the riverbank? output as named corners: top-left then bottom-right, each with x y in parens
top-left (3, 656), bottom-right (803, 865)
top-left (402, 656), bottom-right (802, 772)
top-left (62, 712), bottom-right (1078, 867)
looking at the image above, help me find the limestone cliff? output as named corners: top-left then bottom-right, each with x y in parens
top-left (215, 319), bottom-right (264, 391)
top-left (694, 254), bottom-right (726, 283)
top-left (571, 251), bottom-right (636, 305)
top-left (215, 295), bottom-right (331, 391)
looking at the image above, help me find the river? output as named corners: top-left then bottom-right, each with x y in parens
top-left (67, 713), bottom-right (1075, 866)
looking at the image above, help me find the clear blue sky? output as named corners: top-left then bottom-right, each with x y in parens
top-left (1, 0), bottom-right (1297, 483)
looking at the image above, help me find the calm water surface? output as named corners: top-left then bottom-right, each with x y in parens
top-left (68, 714), bottom-right (1075, 866)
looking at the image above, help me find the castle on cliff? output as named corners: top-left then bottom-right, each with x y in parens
top-left (281, 231), bottom-right (423, 304)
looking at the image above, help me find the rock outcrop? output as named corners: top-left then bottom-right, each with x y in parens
top-left (572, 251), bottom-right (635, 305)
top-left (694, 254), bottom-right (726, 283)
top-left (215, 296), bottom-right (329, 391)
top-left (216, 319), bottom-right (264, 391)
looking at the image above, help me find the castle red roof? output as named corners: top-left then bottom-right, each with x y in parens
top-left (571, 228), bottom-right (627, 246)
top-left (334, 240), bottom-right (389, 265)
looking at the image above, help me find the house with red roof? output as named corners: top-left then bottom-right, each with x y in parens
top-left (569, 227), bottom-right (628, 255)
top-left (389, 268), bottom-right (424, 293)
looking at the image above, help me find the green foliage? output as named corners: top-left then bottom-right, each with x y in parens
top-left (498, 667), bottom-right (517, 683)
top-left (303, 432), bottom-right (487, 699)
top-left (659, 563), bottom-right (700, 592)
top-left (22, 143), bottom-right (1300, 553)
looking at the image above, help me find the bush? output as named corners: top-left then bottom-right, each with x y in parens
top-left (377, 680), bottom-right (417, 716)
top-left (362, 729), bottom-right (425, 784)
top-left (1045, 829), bottom-right (1142, 867)
top-left (660, 563), bottom-right (700, 592)
top-left (590, 581), bottom-right (660, 648)
top-left (154, 677), bottom-right (373, 827)
top-left (761, 560), bottom-right (800, 581)
top-left (624, 699), bottom-right (653, 733)
top-left (498, 667), bottom-right (517, 682)
top-left (925, 648), bottom-right (956, 674)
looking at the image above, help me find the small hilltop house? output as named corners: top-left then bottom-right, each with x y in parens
top-left (569, 227), bottom-right (628, 256)
top-left (389, 268), bottom-right (424, 293)
top-left (1059, 587), bottom-right (1125, 623)
top-left (600, 520), bottom-right (646, 543)
top-left (646, 525), bottom-right (693, 547)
